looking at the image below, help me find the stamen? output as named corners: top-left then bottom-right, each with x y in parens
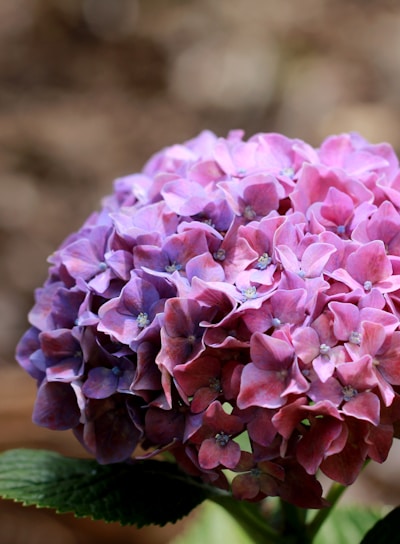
top-left (336, 225), bottom-right (346, 235)
top-left (165, 261), bottom-right (183, 273)
top-left (281, 167), bottom-right (294, 178)
top-left (242, 286), bottom-right (257, 300)
top-left (363, 280), bottom-right (373, 292)
top-left (213, 248), bottom-right (226, 261)
top-left (319, 344), bottom-right (330, 355)
top-left (243, 205), bottom-right (257, 221)
top-left (256, 253), bottom-right (272, 270)
top-left (209, 377), bottom-right (222, 392)
top-left (278, 369), bottom-right (288, 380)
top-left (342, 385), bottom-right (358, 402)
top-left (137, 312), bottom-right (150, 329)
top-left (349, 331), bottom-right (362, 345)
top-left (215, 432), bottom-right (230, 447)
top-left (203, 218), bottom-right (216, 228)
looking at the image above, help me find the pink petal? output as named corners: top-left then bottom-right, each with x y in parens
top-left (342, 391), bottom-right (380, 425)
top-left (301, 243), bottom-right (336, 277)
top-left (237, 364), bottom-right (287, 409)
top-left (297, 417), bottom-right (344, 474)
top-left (346, 240), bottom-right (392, 285)
top-left (250, 332), bottom-right (294, 371)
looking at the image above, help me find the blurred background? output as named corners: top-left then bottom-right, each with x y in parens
top-left (2, 0), bottom-right (400, 542)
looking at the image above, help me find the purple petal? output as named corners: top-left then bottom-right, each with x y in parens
top-left (161, 179), bottom-right (210, 215)
top-left (82, 368), bottom-right (118, 399)
top-left (33, 380), bottom-right (81, 430)
top-left (60, 238), bottom-right (103, 280)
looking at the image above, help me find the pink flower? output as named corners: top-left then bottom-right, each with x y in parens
top-left (16, 128), bottom-right (400, 508)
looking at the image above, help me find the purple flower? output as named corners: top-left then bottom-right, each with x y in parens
top-left (231, 455), bottom-right (284, 501)
top-left (16, 128), bottom-right (400, 507)
top-left (59, 225), bottom-right (116, 294)
top-left (98, 274), bottom-right (166, 347)
top-left (82, 359), bottom-right (136, 399)
top-left (191, 401), bottom-right (244, 470)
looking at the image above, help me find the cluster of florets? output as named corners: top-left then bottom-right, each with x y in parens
top-left (17, 129), bottom-right (400, 507)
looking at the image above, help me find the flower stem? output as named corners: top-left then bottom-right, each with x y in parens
top-left (279, 500), bottom-right (311, 543)
top-left (305, 482), bottom-right (347, 541)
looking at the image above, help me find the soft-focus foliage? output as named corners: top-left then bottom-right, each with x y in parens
top-left (17, 129), bottom-right (400, 508)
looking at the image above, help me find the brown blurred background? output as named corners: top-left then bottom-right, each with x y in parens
top-left (2, 0), bottom-right (400, 542)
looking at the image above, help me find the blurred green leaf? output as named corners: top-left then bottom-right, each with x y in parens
top-left (171, 500), bottom-right (256, 544)
top-left (359, 506), bottom-right (400, 544)
top-left (312, 505), bottom-right (383, 544)
top-left (170, 492), bottom-right (386, 544)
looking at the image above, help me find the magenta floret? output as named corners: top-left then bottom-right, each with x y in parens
top-left (16, 129), bottom-right (400, 508)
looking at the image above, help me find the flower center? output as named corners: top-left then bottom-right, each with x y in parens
top-left (363, 280), bottom-right (373, 291)
top-left (251, 467), bottom-right (262, 478)
top-left (137, 312), bottom-right (150, 328)
top-left (242, 286), bottom-right (258, 300)
top-left (209, 377), bottom-right (222, 392)
top-left (215, 432), bottom-right (230, 447)
top-left (243, 205), bottom-right (257, 221)
top-left (202, 218), bottom-right (216, 228)
top-left (256, 253), bottom-right (272, 270)
top-left (271, 317), bottom-right (281, 327)
top-left (277, 369), bottom-right (288, 380)
top-left (348, 331), bottom-right (362, 345)
top-left (98, 261), bottom-right (107, 272)
top-left (281, 167), bottom-right (294, 178)
top-left (336, 225), bottom-right (346, 235)
top-left (213, 248), bottom-right (226, 261)
top-left (342, 385), bottom-right (358, 402)
top-left (165, 261), bottom-right (183, 273)
top-left (319, 344), bottom-right (330, 355)
top-left (111, 366), bottom-right (122, 377)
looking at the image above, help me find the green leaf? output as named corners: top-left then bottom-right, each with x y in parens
top-left (0, 448), bottom-right (212, 527)
top-left (312, 506), bottom-right (383, 544)
top-left (171, 501), bottom-right (256, 544)
top-left (359, 506), bottom-right (400, 544)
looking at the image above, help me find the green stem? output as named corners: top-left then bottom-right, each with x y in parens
top-left (210, 494), bottom-right (288, 544)
top-left (306, 482), bottom-right (347, 541)
top-left (279, 500), bottom-right (310, 544)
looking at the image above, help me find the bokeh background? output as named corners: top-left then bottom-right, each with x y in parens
top-left (2, 0), bottom-right (400, 542)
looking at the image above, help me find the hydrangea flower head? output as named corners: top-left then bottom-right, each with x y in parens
top-left (17, 129), bottom-right (400, 508)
